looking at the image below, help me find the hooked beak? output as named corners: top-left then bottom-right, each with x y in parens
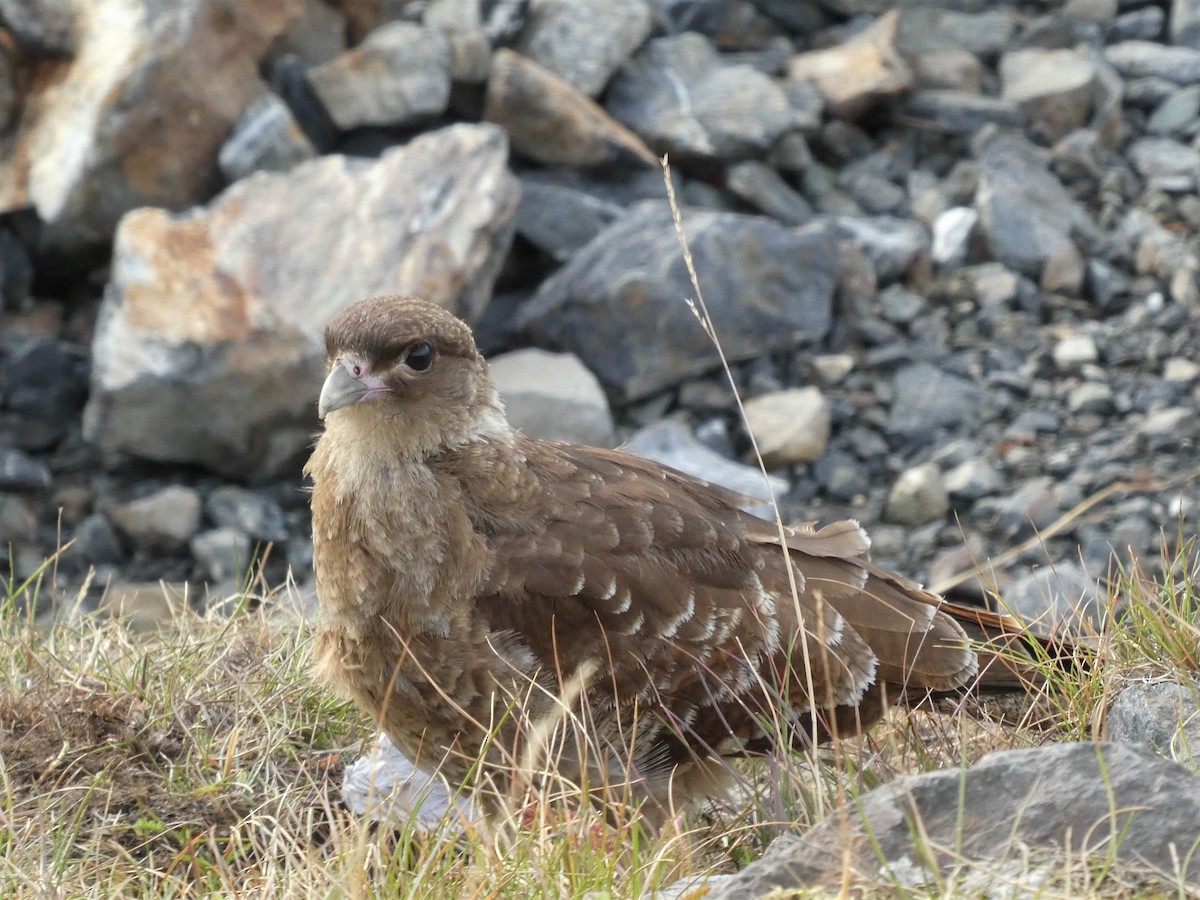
top-left (318, 362), bottom-right (369, 419)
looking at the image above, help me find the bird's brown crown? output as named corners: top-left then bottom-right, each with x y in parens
top-left (324, 295), bottom-right (479, 367)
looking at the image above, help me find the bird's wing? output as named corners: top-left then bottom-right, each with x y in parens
top-left (443, 437), bottom-right (979, 762)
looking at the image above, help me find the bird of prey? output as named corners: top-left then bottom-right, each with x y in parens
top-left (306, 295), bottom-right (1052, 821)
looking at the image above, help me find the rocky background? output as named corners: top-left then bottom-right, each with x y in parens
top-left (0, 0), bottom-right (1198, 632)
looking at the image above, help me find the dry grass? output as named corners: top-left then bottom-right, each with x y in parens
top-left (0, 536), bottom-right (1196, 897)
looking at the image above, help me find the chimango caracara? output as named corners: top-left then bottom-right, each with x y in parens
top-left (307, 295), bottom-right (1048, 819)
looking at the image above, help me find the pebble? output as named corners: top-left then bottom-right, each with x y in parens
top-left (885, 463), bottom-right (949, 526)
top-left (109, 487), bottom-right (203, 554)
top-left (742, 387), bottom-right (831, 467)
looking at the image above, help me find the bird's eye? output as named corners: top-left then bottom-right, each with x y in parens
top-left (405, 340), bottom-right (434, 372)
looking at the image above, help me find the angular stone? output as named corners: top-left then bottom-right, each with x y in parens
top-left (515, 178), bottom-right (623, 262)
top-left (885, 462), bottom-right (949, 526)
top-left (787, 11), bottom-right (913, 119)
top-left (943, 458), bottom-right (1002, 500)
top-left (1000, 48), bottom-right (1099, 143)
top-left (932, 206), bottom-right (977, 266)
top-left (887, 363), bottom-right (987, 439)
top-left (0, 0), bottom-right (75, 56)
top-left (206, 485), bottom-right (288, 545)
top-left (742, 387), bottom-right (830, 467)
top-left (307, 22), bottom-right (451, 130)
top-left (607, 32), bottom-right (793, 160)
top-left (191, 527), bottom-right (254, 583)
top-left (83, 124), bottom-right (518, 477)
top-left (624, 418), bottom-right (788, 513)
top-left (911, 49), bottom-right (983, 93)
top-left (0, 448), bottom-right (51, 492)
top-left (975, 132), bottom-right (1095, 281)
top-left (725, 161), bottom-right (813, 226)
top-left (904, 90), bottom-right (1023, 134)
top-left (896, 7), bottom-right (1016, 58)
top-left (109, 486), bottom-right (203, 554)
top-left (489, 348), bottom-right (616, 447)
top-left (1003, 561), bottom-right (1102, 635)
top-left (218, 92), bottom-right (316, 182)
top-left (0, 0), bottom-right (301, 255)
top-left (706, 743), bottom-right (1200, 896)
top-left (1053, 333), bottom-right (1099, 370)
top-left (835, 216), bottom-right (929, 283)
top-left (484, 49), bottom-right (656, 167)
top-left (424, 0), bottom-right (493, 84)
top-left (1106, 40), bottom-right (1200, 83)
top-left (343, 732), bottom-right (479, 831)
top-left (517, 202), bottom-right (837, 400)
top-left (1108, 681), bottom-right (1200, 764)
top-left (514, 0), bottom-right (652, 97)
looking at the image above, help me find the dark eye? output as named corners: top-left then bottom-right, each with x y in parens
top-left (405, 340), bottom-right (434, 372)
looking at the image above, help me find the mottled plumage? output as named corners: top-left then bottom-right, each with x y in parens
top-left (306, 295), bottom-right (1045, 817)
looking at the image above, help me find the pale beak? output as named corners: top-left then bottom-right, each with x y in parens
top-left (318, 363), bottom-right (369, 419)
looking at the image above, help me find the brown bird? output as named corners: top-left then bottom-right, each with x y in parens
top-left (307, 295), bottom-right (1050, 820)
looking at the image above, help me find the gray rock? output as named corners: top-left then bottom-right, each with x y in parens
top-left (269, 0), bottom-right (346, 68)
top-left (1000, 48), bottom-right (1099, 143)
top-left (517, 202), bottom-right (837, 400)
top-left (787, 11), bottom-right (912, 119)
top-left (515, 179), bottom-right (623, 262)
top-left (0, 448), bottom-right (51, 492)
top-left (812, 451), bottom-right (868, 502)
top-left (943, 458), bottom-right (1002, 500)
top-left (878, 284), bottom-right (924, 324)
top-left (1110, 7), bottom-right (1166, 42)
top-left (624, 418), bottom-right (787, 512)
top-left (975, 132), bottom-right (1095, 281)
top-left (911, 49), bottom-right (983, 93)
top-left (307, 22), bottom-right (452, 130)
top-left (1138, 406), bottom-right (1195, 451)
top-left (343, 732), bottom-right (479, 831)
top-left (896, 7), bottom-right (1016, 58)
top-left (206, 486), bottom-right (288, 545)
top-left (71, 513), bottom-right (124, 566)
top-left (742, 387), bottom-right (830, 467)
top-left (1172, 0), bottom-right (1200, 50)
top-left (607, 32), bottom-right (793, 159)
top-left (705, 743), bottom-right (1200, 896)
top-left (1106, 40), bottom-right (1200, 83)
top-left (0, 0), bottom-right (288, 255)
top-left (1108, 681), bottom-right (1200, 765)
top-left (0, 228), bottom-right (32, 310)
top-left (423, 0), bottom-right (493, 84)
top-left (1002, 560), bottom-right (1102, 634)
top-left (483, 49), bottom-right (656, 168)
top-left (83, 124), bottom-right (518, 477)
top-left (834, 216), bottom-right (929, 284)
top-left (904, 90), bottom-right (1023, 134)
top-left (725, 161), bottom-right (813, 226)
top-left (1053, 333), bottom-right (1100, 370)
top-left (992, 477), bottom-right (1059, 540)
top-left (1164, 357), bottom-right (1200, 382)
top-left (191, 527), bottom-right (254, 583)
top-left (931, 206), bottom-right (977, 267)
top-left (1128, 136), bottom-right (1200, 190)
top-left (490, 348), bottom-right (616, 447)
top-left (218, 92), bottom-right (316, 182)
top-left (1146, 84), bottom-right (1200, 134)
top-left (514, 0), bottom-right (652, 97)
top-left (109, 486), bottom-right (203, 554)
top-left (887, 363), bottom-right (986, 440)
top-left (0, 0), bottom-right (74, 56)
top-left (1069, 381), bottom-right (1116, 415)
top-left (885, 462), bottom-right (949, 526)
top-left (0, 494), bottom-right (36, 545)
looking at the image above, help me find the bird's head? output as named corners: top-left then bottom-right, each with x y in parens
top-left (318, 296), bottom-right (509, 457)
